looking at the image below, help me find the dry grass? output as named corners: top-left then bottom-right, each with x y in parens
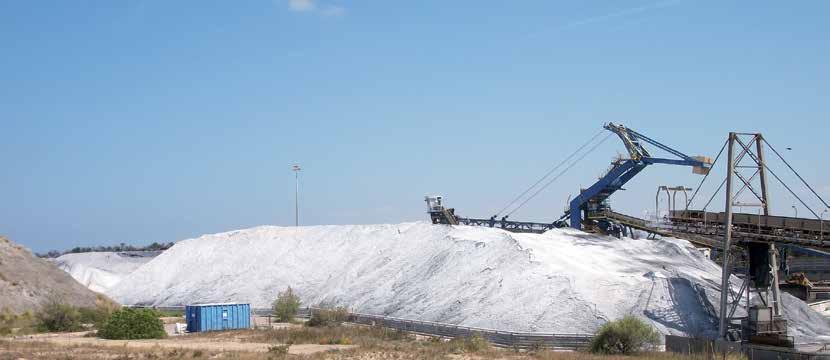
top-left (0, 308), bottom-right (37, 336)
top-left (0, 339), bottom-right (222, 359)
top-left (189, 326), bottom-right (745, 360)
top-left (239, 324), bottom-right (413, 346)
top-left (2, 325), bottom-right (746, 360)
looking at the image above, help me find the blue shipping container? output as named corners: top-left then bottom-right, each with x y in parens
top-left (185, 303), bottom-right (251, 332)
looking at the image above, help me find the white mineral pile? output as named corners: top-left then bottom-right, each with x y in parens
top-left (779, 293), bottom-right (830, 346)
top-left (52, 251), bottom-right (160, 293)
top-left (110, 223), bottom-right (830, 344)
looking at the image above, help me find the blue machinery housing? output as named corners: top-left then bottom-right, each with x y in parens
top-left (568, 123), bottom-right (709, 230)
top-left (185, 303), bottom-right (251, 332)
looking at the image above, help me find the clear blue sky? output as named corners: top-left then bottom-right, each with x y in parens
top-left (2, 1), bottom-right (829, 252)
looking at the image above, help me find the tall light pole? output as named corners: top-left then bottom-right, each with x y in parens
top-left (292, 164), bottom-right (301, 227)
top-left (791, 205), bottom-right (798, 218)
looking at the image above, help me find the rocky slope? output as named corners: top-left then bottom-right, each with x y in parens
top-left (0, 236), bottom-right (114, 313)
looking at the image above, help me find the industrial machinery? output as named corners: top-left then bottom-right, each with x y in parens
top-left (569, 123), bottom-right (711, 233)
top-left (426, 123), bottom-right (713, 235)
top-left (425, 195), bottom-right (560, 233)
top-left (425, 196), bottom-right (458, 225)
top-left (424, 123), bottom-right (830, 347)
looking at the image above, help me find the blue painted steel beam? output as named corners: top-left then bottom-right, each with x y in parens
top-left (779, 244), bottom-right (830, 259)
top-left (570, 160), bottom-right (640, 229)
top-left (568, 124), bottom-right (710, 231)
top-left (643, 158), bottom-right (702, 167)
top-left (627, 128), bottom-right (703, 165)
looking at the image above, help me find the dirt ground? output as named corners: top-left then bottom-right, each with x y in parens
top-left (5, 330), bottom-right (355, 357)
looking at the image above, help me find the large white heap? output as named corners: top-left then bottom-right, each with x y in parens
top-left (104, 222), bottom-right (829, 344)
top-left (52, 251), bottom-right (159, 293)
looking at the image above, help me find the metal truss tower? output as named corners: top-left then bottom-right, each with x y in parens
top-left (718, 132), bottom-right (785, 341)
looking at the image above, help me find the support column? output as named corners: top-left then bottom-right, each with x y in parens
top-left (755, 134), bottom-right (770, 216)
top-left (719, 132), bottom-right (737, 339)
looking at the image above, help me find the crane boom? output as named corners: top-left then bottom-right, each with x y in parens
top-left (569, 123), bottom-right (711, 230)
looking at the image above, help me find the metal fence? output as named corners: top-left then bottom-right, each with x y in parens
top-left (666, 335), bottom-right (830, 360)
top-left (342, 311), bottom-right (593, 350)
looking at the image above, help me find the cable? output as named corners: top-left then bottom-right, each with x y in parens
top-left (700, 138), bottom-right (757, 211)
top-left (763, 138), bottom-right (830, 210)
top-left (687, 138), bottom-right (728, 209)
top-left (493, 127), bottom-right (606, 217)
top-left (701, 177), bottom-right (727, 211)
top-left (506, 132), bottom-right (614, 217)
top-left (761, 161), bottom-right (821, 219)
top-left (729, 136), bottom-right (821, 218)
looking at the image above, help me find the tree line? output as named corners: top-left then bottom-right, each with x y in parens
top-left (36, 242), bottom-right (175, 258)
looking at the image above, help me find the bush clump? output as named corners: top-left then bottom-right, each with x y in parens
top-left (0, 308), bottom-right (36, 335)
top-left (97, 308), bottom-right (166, 340)
top-left (446, 333), bottom-right (490, 354)
top-left (36, 300), bottom-right (83, 332)
top-left (307, 307), bottom-right (349, 327)
top-left (589, 315), bottom-right (660, 354)
top-left (267, 344), bottom-right (290, 355)
top-left (319, 336), bottom-right (352, 345)
top-left (273, 286), bottom-right (301, 323)
top-left (78, 304), bottom-right (116, 329)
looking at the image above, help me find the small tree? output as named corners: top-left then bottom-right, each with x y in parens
top-left (273, 286), bottom-right (301, 323)
top-left (589, 315), bottom-right (660, 354)
top-left (97, 308), bottom-right (166, 340)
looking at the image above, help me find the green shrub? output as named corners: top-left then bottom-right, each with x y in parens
top-left (0, 308), bottom-right (36, 335)
top-left (307, 307), bottom-right (349, 327)
top-left (36, 300), bottom-right (83, 332)
top-left (319, 336), bottom-right (352, 345)
top-left (97, 308), bottom-right (166, 340)
top-left (589, 315), bottom-right (660, 354)
top-left (273, 286), bottom-right (301, 323)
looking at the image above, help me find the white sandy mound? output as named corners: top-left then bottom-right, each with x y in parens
top-left (52, 251), bottom-right (160, 293)
top-left (780, 293), bottom-right (830, 345)
top-left (111, 223), bottom-right (732, 337)
top-left (107, 222), bottom-right (830, 344)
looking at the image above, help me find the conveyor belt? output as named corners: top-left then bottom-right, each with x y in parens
top-left (454, 217), bottom-right (560, 233)
top-left (587, 210), bottom-right (724, 249)
top-left (587, 210), bottom-right (830, 252)
top-left (668, 211), bottom-right (830, 251)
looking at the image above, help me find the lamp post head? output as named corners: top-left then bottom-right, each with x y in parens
top-left (292, 164), bottom-right (301, 172)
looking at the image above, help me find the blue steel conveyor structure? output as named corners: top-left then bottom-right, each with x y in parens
top-left (426, 123), bottom-right (712, 236)
top-left (425, 123), bottom-right (830, 253)
top-left (426, 123), bottom-right (830, 347)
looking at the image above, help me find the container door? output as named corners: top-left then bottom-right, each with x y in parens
top-left (185, 306), bottom-right (195, 332)
top-left (221, 306), bottom-right (230, 330)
